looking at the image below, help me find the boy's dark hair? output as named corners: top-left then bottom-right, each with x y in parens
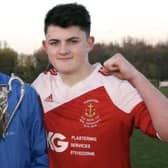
top-left (44, 3), bottom-right (91, 36)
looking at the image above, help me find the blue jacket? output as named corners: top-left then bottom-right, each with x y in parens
top-left (0, 73), bottom-right (48, 168)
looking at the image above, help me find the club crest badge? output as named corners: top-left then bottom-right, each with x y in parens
top-left (80, 99), bottom-right (101, 128)
top-left (85, 103), bottom-right (96, 118)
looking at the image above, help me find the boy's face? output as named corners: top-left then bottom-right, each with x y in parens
top-left (43, 25), bottom-right (94, 75)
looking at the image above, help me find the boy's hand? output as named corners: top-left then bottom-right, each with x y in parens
top-left (103, 53), bottom-right (139, 82)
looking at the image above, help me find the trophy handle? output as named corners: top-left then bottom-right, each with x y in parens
top-left (8, 73), bottom-right (24, 92)
top-left (1, 74), bottom-right (25, 138)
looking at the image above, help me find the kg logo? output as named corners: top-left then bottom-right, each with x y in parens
top-left (47, 132), bottom-right (69, 152)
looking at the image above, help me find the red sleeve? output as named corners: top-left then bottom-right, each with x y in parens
top-left (132, 102), bottom-right (157, 138)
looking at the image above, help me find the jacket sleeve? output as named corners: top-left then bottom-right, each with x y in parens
top-left (25, 85), bottom-right (48, 168)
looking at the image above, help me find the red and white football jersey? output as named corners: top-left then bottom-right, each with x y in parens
top-left (32, 63), bottom-right (157, 168)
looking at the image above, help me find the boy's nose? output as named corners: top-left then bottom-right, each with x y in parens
top-left (59, 44), bottom-right (70, 55)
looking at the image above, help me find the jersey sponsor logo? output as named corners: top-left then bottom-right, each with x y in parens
top-left (47, 132), bottom-right (69, 152)
top-left (47, 132), bottom-right (96, 156)
top-left (44, 94), bottom-right (54, 102)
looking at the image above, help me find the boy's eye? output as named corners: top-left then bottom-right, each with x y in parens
top-left (68, 38), bottom-right (79, 44)
top-left (50, 41), bottom-right (59, 45)
top-left (71, 39), bottom-right (78, 43)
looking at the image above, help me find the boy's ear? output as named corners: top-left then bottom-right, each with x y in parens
top-left (42, 40), bottom-right (47, 50)
top-left (88, 36), bottom-right (95, 51)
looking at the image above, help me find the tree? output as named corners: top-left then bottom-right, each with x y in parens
top-left (16, 55), bottom-right (36, 83)
top-left (0, 47), bottom-right (18, 75)
top-left (33, 48), bottom-right (48, 77)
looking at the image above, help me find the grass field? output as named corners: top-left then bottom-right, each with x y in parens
top-left (131, 87), bottom-right (168, 168)
top-left (131, 130), bottom-right (168, 168)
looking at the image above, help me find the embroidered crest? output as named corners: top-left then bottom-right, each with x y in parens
top-left (85, 103), bottom-right (96, 118)
top-left (80, 99), bottom-right (101, 128)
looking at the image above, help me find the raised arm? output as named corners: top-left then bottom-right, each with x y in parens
top-left (103, 53), bottom-right (168, 141)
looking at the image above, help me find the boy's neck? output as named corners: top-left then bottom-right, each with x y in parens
top-left (60, 64), bottom-right (94, 87)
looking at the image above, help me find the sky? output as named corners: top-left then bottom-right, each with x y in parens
top-left (0, 0), bottom-right (168, 54)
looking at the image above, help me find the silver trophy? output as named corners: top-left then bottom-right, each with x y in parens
top-left (0, 73), bottom-right (25, 138)
top-left (0, 85), bottom-right (8, 137)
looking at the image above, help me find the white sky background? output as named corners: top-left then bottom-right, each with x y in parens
top-left (0, 0), bottom-right (168, 54)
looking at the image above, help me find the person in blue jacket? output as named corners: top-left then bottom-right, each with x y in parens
top-left (0, 72), bottom-right (48, 168)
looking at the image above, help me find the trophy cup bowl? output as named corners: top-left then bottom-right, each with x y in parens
top-left (0, 85), bottom-right (8, 138)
